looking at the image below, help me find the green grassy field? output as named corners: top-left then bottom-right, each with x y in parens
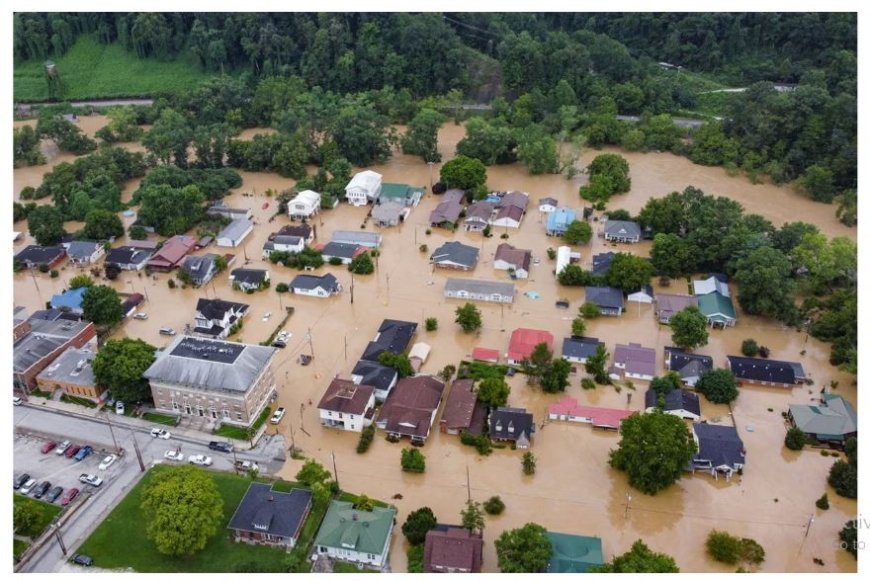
top-left (215, 406), bottom-right (272, 440)
top-left (77, 465), bottom-right (292, 572)
top-left (13, 539), bottom-right (30, 561)
top-left (13, 35), bottom-right (216, 102)
top-left (13, 495), bottom-right (63, 538)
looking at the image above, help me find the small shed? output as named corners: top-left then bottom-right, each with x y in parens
top-left (408, 342), bottom-right (432, 372)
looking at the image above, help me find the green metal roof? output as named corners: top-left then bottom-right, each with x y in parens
top-left (313, 500), bottom-right (395, 555)
top-left (789, 394), bottom-right (857, 439)
top-left (546, 531), bottom-right (603, 573)
top-left (697, 291), bottom-right (736, 321)
top-left (380, 183), bottom-right (422, 199)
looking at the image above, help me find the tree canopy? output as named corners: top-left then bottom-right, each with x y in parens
top-left (402, 507), bottom-right (437, 546)
top-left (669, 305), bottom-right (709, 350)
top-left (92, 338), bottom-right (157, 402)
top-left (455, 302), bottom-right (483, 333)
top-left (695, 369), bottom-right (739, 404)
top-left (440, 155), bottom-right (487, 191)
top-left (592, 540), bottom-right (679, 572)
top-left (476, 377), bottom-right (510, 409)
top-left (495, 523), bottom-right (552, 573)
top-left (81, 285), bottom-right (124, 327)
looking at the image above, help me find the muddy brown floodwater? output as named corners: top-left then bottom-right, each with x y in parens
top-left (12, 118), bottom-right (857, 572)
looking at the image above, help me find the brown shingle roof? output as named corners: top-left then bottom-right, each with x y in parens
top-left (317, 378), bottom-right (374, 415)
top-left (378, 375), bottom-right (445, 439)
top-left (424, 526), bottom-right (483, 573)
top-left (494, 243), bottom-right (531, 271)
top-left (493, 204), bottom-right (524, 223)
top-left (147, 235), bottom-right (196, 267)
top-left (440, 379), bottom-right (480, 431)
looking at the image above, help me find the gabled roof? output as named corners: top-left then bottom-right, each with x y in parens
top-left (693, 276), bottom-right (731, 297)
top-left (697, 292), bottom-right (736, 320)
top-left (345, 170), bottom-right (383, 192)
top-left (66, 240), bottom-right (102, 259)
top-left (645, 388), bottom-right (701, 416)
top-left (442, 189), bottom-right (465, 204)
top-left (657, 294), bottom-right (698, 319)
top-left (489, 407), bottom-right (535, 442)
top-left (604, 220), bottom-right (641, 239)
top-left (272, 235), bottom-right (304, 246)
top-left (591, 252), bottom-right (615, 276)
top-left (50, 287), bottom-right (87, 311)
top-left (106, 246), bottom-right (152, 266)
top-left (149, 235), bottom-right (196, 266)
top-left (497, 191), bottom-right (528, 210)
top-left (230, 268), bottom-right (268, 285)
top-left (182, 254), bottom-right (218, 280)
top-left (290, 273), bottom-right (339, 292)
top-left (664, 347), bottom-right (713, 376)
top-left (494, 243), bottom-right (531, 271)
top-left (378, 375), bottom-right (445, 438)
top-left (291, 189), bottom-right (321, 205)
top-left (693, 423), bottom-right (744, 468)
top-left (727, 356), bottom-right (798, 384)
top-left (318, 378), bottom-right (375, 415)
top-left (465, 201), bottom-right (495, 221)
top-left (429, 199), bottom-right (463, 224)
top-left (546, 531), bottom-right (604, 573)
top-left (508, 328), bottom-right (554, 362)
top-left (430, 241), bottom-right (479, 268)
top-left (539, 197), bottom-right (558, 207)
top-left (227, 483), bottom-right (312, 540)
top-left (351, 360), bottom-right (398, 391)
top-left (546, 208), bottom-right (576, 231)
top-left (314, 500), bottom-right (395, 555)
top-left (217, 219), bottom-right (252, 242)
top-left (493, 204), bottom-right (524, 223)
top-left (471, 347), bottom-right (499, 362)
top-left (15, 245), bottom-right (65, 265)
top-left (380, 182), bottom-right (420, 200)
top-left (424, 525), bottom-right (483, 573)
top-left (332, 230), bottom-right (382, 247)
top-left (561, 336), bottom-right (602, 360)
top-left (371, 201), bottom-right (405, 222)
top-left (627, 285), bottom-right (655, 300)
top-left (196, 298), bottom-right (249, 321)
top-left (273, 224), bottom-right (312, 240)
top-left (361, 319), bottom-right (417, 362)
top-left (320, 241), bottom-right (366, 260)
top-left (585, 286), bottom-right (624, 310)
top-left (548, 397), bottom-right (632, 429)
top-left (789, 395), bottom-right (857, 437)
top-left (440, 379), bottom-right (480, 431)
top-left (612, 343), bottom-right (656, 376)
top-left (444, 278), bottom-right (515, 299)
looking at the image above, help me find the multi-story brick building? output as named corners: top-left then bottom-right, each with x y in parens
top-left (13, 316), bottom-right (97, 392)
top-left (36, 347), bottom-right (103, 401)
top-left (144, 336), bottom-right (277, 428)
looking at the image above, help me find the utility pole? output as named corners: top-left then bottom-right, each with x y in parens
top-left (331, 451), bottom-right (340, 491)
top-left (52, 524), bottom-right (67, 556)
top-left (350, 272), bottom-right (354, 305)
top-left (623, 493), bottom-right (632, 520)
top-left (799, 514), bottom-right (815, 553)
top-left (386, 273), bottom-right (390, 295)
top-left (105, 412), bottom-right (120, 454)
top-left (307, 328), bottom-right (314, 357)
top-left (344, 336), bottom-right (348, 361)
top-left (131, 432), bottom-right (146, 472)
top-left (287, 420), bottom-right (296, 451)
top-left (466, 464), bottom-right (471, 502)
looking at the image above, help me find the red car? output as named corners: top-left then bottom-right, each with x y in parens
top-left (41, 441), bottom-right (57, 454)
top-left (60, 487), bottom-right (79, 506)
top-left (65, 445), bottom-right (81, 459)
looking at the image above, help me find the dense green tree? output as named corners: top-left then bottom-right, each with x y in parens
top-left (689, 122), bottom-right (739, 166)
top-left (377, 351), bottom-right (414, 379)
top-left (571, 316), bottom-right (586, 337)
top-left (295, 459), bottom-right (332, 488)
top-left (579, 174), bottom-right (615, 204)
top-left (563, 220), bottom-right (592, 245)
top-left (476, 377), bottom-right (510, 409)
top-left (331, 103), bottom-right (392, 166)
top-left (460, 500), bottom-right (485, 535)
top-left (141, 466), bottom-right (224, 557)
top-left (606, 253), bottom-right (653, 292)
top-left (784, 427), bottom-right (807, 451)
top-left (587, 153), bottom-right (631, 193)
top-left (495, 523), bottom-right (552, 573)
top-left (13, 500), bottom-right (40, 534)
top-left (82, 209), bottom-right (124, 240)
top-left (521, 451), bottom-right (536, 475)
top-left (828, 461), bottom-right (857, 498)
top-left (137, 184), bottom-right (204, 236)
top-left (839, 521), bottom-right (858, 559)
top-left (669, 306), bottom-right (709, 350)
top-left (706, 531), bottom-right (766, 566)
top-left (348, 251), bottom-right (375, 275)
top-left (13, 125), bottom-right (45, 167)
top-left (649, 373), bottom-right (682, 397)
top-left (592, 540), bottom-right (679, 572)
top-left (609, 411), bottom-right (697, 495)
top-left (650, 233), bottom-right (692, 278)
top-left (540, 358), bottom-right (571, 394)
top-left (456, 117), bottom-right (516, 165)
top-left (695, 369), bottom-right (739, 404)
top-left (401, 108), bottom-right (445, 163)
top-left (36, 115), bottom-right (97, 155)
top-left (733, 246), bottom-right (796, 322)
top-left (455, 302), bottom-right (483, 333)
top-left (740, 339), bottom-right (759, 357)
top-left (13, 202), bottom-right (36, 223)
top-left (771, 222), bottom-right (820, 254)
top-left (82, 285), bottom-right (124, 327)
top-left (800, 165), bottom-right (836, 202)
top-left (585, 343), bottom-right (610, 384)
top-left (440, 155), bottom-right (487, 191)
top-left (402, 507), bottom-right (437, 546)
top-left (401, 448), bottom-right (426, 473)
top-left (143, 108), bottom-right (193, 167)
top-left (483, 496), bottom-right (506, 515)
top-left (27, 205), bottom-right (65, 245)
top-left (637, 192), bottom-right (685, 235)
top-left (580, 302), bottom-right (601, 318)
top-left (68, 274), bottom-right (94, 289)
top-left (517, 132), bottom-right (559, 175)
top-left (92, 338), bottom-right (156, 403)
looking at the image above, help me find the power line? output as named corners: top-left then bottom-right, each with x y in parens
top-left (442, 15), bottom-right (502, 40)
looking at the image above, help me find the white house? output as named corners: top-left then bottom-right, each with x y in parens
top-left (538, 197), bottom-right (558, 213)
top-left (216, 219), bottom-right (253, 248)
top-left (555, 246), bottom-right (579, 276)
top-left (262, 235), bottom-right (305, 259)
top-left (65, 241), bottom-right (105, 265)
top-left (313, 501), bottom-right (396, 568)
top-left (287, 190), bottom-right (322, 220)
top-left (289, 273), bottom-right (341, 298)
top-left (627, 285), bottom-right (655, 304)
top-left (193, 298), bottom-right (250, 339)
top-left (345, 170), bottom-right (383, 207)
top-left (644, 388), bottom-right (701, 421)
top-left (317, 378), bottom-right (375, 432)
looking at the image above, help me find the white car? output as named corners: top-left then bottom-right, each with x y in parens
top-left (150, 428), bottom-right (171, 439)
top-left (270, 407), bottom-right (286, 425)
top-left (133, 313), bottom-right (148, 320)
top-left (79, 474), bottom-right (103, 487)
top-left (55, 440), bottom-right (71, 455)
top-left (98, 454), bottom-right (117, 470)
top-left (164, 450), bottom-right (184, 462)
top-left (19, 479), bottom-right (37, 494)
top-left (188, 454), bottom-right (213, 466)
top-left (115, 401), bottom-right (125, 415)
top-left (13, 396), bottom-right (23, 406)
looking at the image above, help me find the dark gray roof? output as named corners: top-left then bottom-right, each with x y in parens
top-left (361, 319), bottom-right (417, 362)
top-left (727, 356), bottom-right (798, 384)
top-left (217, 219), bottom-right (252, 242)
top-left (144, 336), bottom-right (275, 393)
top-left (227, 483), bottom-right (312, 540)
top-left (693, 423), bottom-right (744, 469)
top-left (289, 273), bottom-right (339, 292)
top-left (273, 235), bottom-right (303, 246)
top-left (585, 286), bottom-right (625, 310)
top-left (14, 319), bottom-right (93, 373)
top-left (321, 241), bottom-right (362, 260)
top-left (231, 268), bottom-right (268, 285)
top-left (645, 388), bottom-right (701, 416)
top-left (66, 240), bottom-right (102, 259)
top-left (274, 224), bottom-right (312, 239)
top-left (591, 252), bottom-right (615, 276)
top-left (429, 199), bottom-right (463, 224)
top-left (431, 241), bottom-right (480, 268)
top-left (106, 246), bottom-right (152, 266)
top-left (488, 407), bottom-right (535, 442)
top-left (604, 220), bottom-right (641, 239)
top-left (36, 347), bottom-right (95, 387)
top-left (444, 278), bottom-right (515, 299)
top-left (15, 245), bottom-right (65, 265)
top-left (351, 360), bottom-right (398, 391)
top-left (561, 336), bottom-right (602, 360)
top-left (196, 298), bottom-right (249, 321)
top-left (539, 197), bottom-right (558, 206)
top-left (182, 254), bottom-right (218, 284)
top-left (665, 347), bottom-right (713, 376)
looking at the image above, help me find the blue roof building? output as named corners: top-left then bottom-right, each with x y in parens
top-left (546, 208), bottom-right (577, 236)
top-left (50, 287), bottom-right (88, 314)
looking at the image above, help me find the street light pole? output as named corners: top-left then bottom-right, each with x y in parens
top-left (427, 161), bottom-right (434, 193)
top-left (105, 412), bottom-right (120, 454)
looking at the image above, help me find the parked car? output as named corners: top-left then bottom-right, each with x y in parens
top-left (41, 441), bottom-right (57, 454)
top-left (133, 313), bottom-right (148, 320)
top-left (13, 396), bottom-right (23, 406)
top-left (79, 474), bottom-right (103, 487)
top-left (188, 454), bottom-right (213, 466)
top-left (55, 440), bottom-right (71, 455)
top-left (270, 407), bottom-right (286, 424)
top-left (150, 428), bottom-right (171, 439)
top-left (14, 473), bottom-right (31, 490)
top-left (262, 312), bottom-right (272, 321)
top-left (159, 327), bottom-right (176, 336)
top-left (74, 446), bottom-right (93, 461)
top-left (33, 481), bottom-right (51, 499)
top-left (115, 401), bottom-right (125, 415)
top-left (60, 487), bottom-right (80, 506)
top-left (45, 485), bottom-right (64, 503)
top-left (234, 460), bottom-right (260, 472)
top-left (65, 445), bottom-right (81, 459)
top-left (98, 454), bottom-right (117, 470)
top-left (164, 450), bottom-right (184, 462)
top-left (19, 478), bottom-right (37, 495)
top-left (208, 441), bottom-right (233, 453)
top-left (72, 554), bottom-right (93, 567)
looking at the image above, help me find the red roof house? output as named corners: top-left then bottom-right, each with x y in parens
top-left (146, 235), bottom-right (196, 272)
top-left (548, 396), bottom-right (634, 430)
top-left (507, 328), bottom-right (554, 364)
top-left (471, 348), bottom-right (499, 363)
top-left (424, 526), bottom-right (483, 573)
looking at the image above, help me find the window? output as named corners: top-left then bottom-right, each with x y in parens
top-left (236, 412), bottom-right (243, 421)
top-left (223, 409), bottom-right (230, 419)
top-left (184, 404), bottom-right (192, 415)
top-left (171, 400), bottom-right (179, 411)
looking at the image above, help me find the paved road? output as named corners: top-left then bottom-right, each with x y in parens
top-left (16, 98), bottom-right (154, 110)
top-left (14, 405), bottom-right (285, 573)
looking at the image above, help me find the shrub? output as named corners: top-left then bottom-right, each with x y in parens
top-left (581, 378), bottom-right (596, 390)
top-left (521, 452), bottom-right (536, 475)
top-left (328, 256), bottom-right (343, 265)
top-left (740, 339), bottom-right (759, 357)
top-left (275, 283), bottom-right (289, 293)
top-left (579, 302), bottom-right (601, 318)
top-left (38, 263), bottom-right (49, 273)
top-left (459, 431), bottom-right (493, 455)
top-left (758, 346), bottom-right (770, 358)
top-left (706, 531), bottom-right (766, 566)
top-left (500, 233), bottom-right (509, 239)
top-left (425, 317), bottom-right (438, 331)
top-left (425, 229), bottom-right (431, 235)
top-left (483, 496), bottom-right (505, 515)
top-left (784, 427), bottom-right (807, 450)
top-left (401, 448), bottom-right (426, 473)
top-left (546, 247), bottom-right (556, 260)
top-left (356, 425), bottom-right (375, 454)
top-left (419, 244), bottom-right (428, 253)
top-left (482, 225), bottom-right (492, 237)
top-left (167, 279), bottom-right (176, 289)
top-left (828, 461), bottom-right (857, 498)
top-left (49, 269), bottom-right (59, 278)
top-left (815, 493), bottom-right (829, 510)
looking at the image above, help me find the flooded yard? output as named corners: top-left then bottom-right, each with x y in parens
top-left (12, 119), bottom-right (857, 572)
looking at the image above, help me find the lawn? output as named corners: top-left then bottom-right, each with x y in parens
top-left (458, 360), bottom-right (508, 381)
top-left (215, 406), bottom-right (271, 441)
top-left (77, 465), bottom-right (291, 572)
top-left (142, 412), bottom-right (178, 427)
top-left (13, 539), bottom-right (30, 561)
top-left (13, 35), bottom-right (216, 102)
top-left (333, 562), bottom-right (380, 573)
top-left (13, 495), bottom-right (62, 538)
top-left (60, 394), bottom-right (98, 408)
